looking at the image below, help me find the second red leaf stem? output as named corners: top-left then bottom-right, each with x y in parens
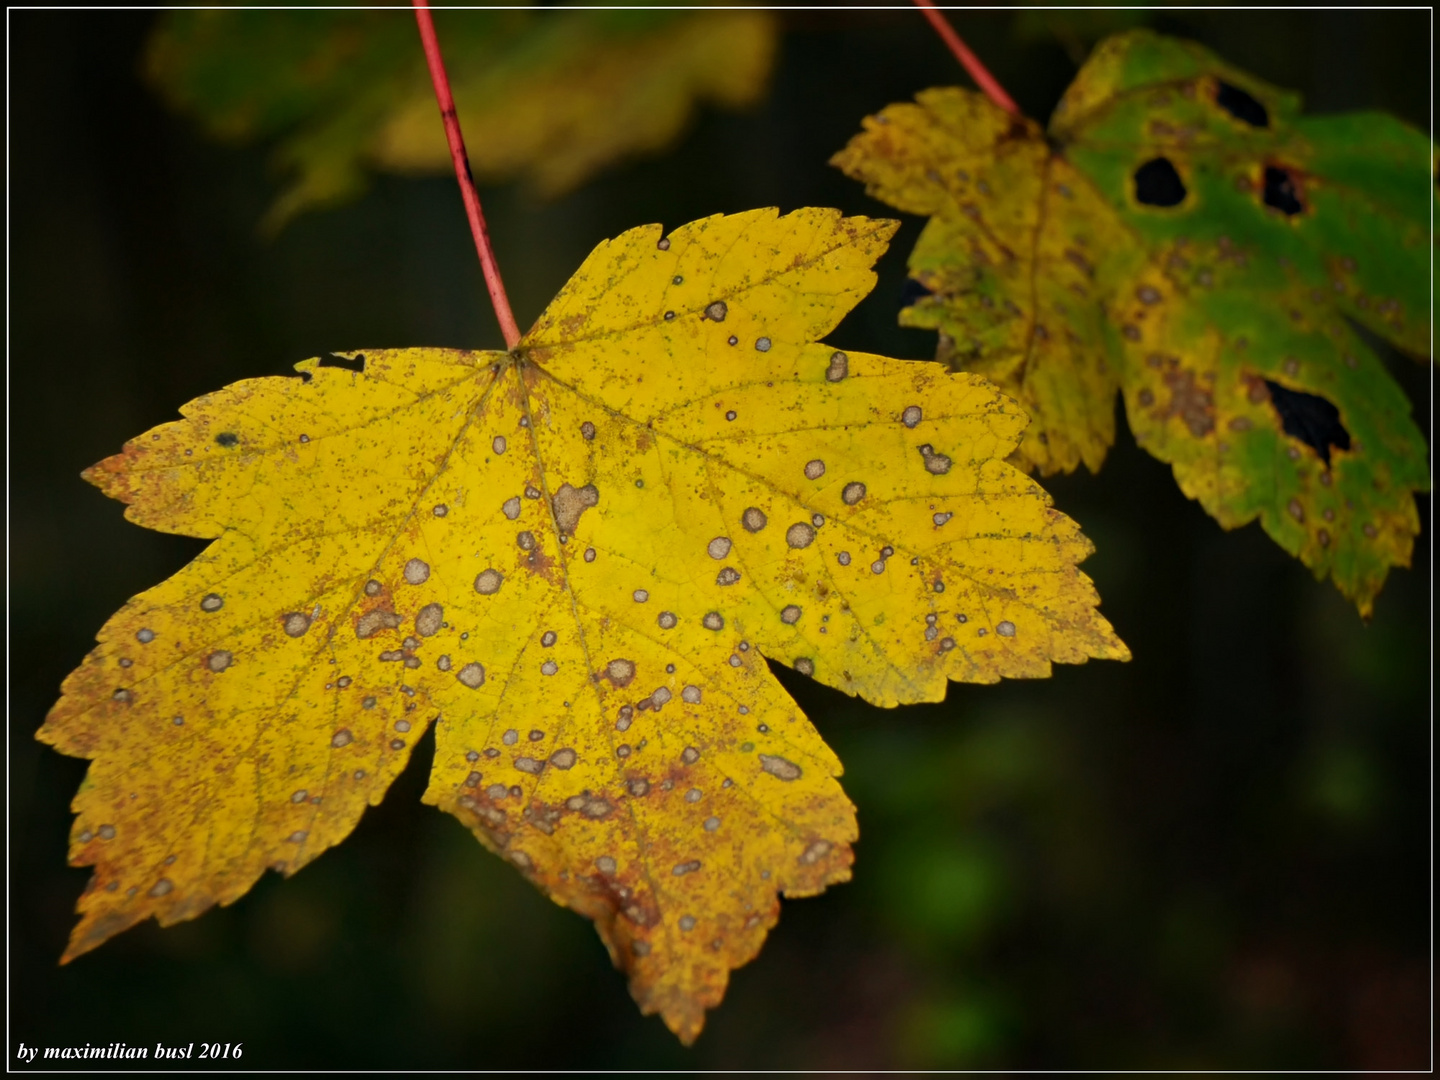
top-left (413, 0), bottom-right (523, 349)
top-left (911, 0), bottom-right (1020, 115)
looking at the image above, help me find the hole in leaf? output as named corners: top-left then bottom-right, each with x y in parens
top-left (215, 432), bottom-right (239, 448)
top-left (1215, 81), bottom-right (1270, 127)
top-left (1263, 166), bottom-right (1304, 215)
top-left (319, 353), bottom-right (366, 373)
top-left (1264, 380), bottom-right (1350, 464)
top-left (900, 277), bottom-right (935, 307)
top-left (1134, 157), bottom-right (1187, 207)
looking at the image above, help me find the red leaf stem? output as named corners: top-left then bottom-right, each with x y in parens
top-left (412, 0), bottom-right (523, 349)
top-left (911, 0), bottom-right (1020, 116)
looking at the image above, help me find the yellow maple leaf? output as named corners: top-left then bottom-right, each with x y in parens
top-left (38, 208), bottom-right (1127, 1042)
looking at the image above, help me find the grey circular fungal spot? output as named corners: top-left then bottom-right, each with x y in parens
top-left (136, 628), bottom-right (155, 644)
top-left (727, 335), bottom-right (738, 346)
top-left (492, 435), bottom-right (506, 454)
top-left (607, 658), bottom-right (636, 686)
top-left (804, 459), bottom-right (826, 480)
top-left (826, 351), bottom-right (848, 381)
top-left (332, 729), bottom-right (353, 748)
top-left (842, 482), bottom-right (867, 505)
top-left (541, 660), bottom-right (558, 676)
top-left (403, 559), bottom-right (429, 586)
top-left (781, 605), bottom-right (802, 625)
top-left (550, 748), bottom-right (577, 770)
top-left (541, 631), bottom-right (557, 647)
top-left (415, 603), bottom-right (444, 637)
top-left (759, 754), bottom-right (802, 781)
top-left (704, 816), bottom-right (721, 832)
top-left (741, 507), bottom-right (767, 532)
top-left (705, 301), bottom-right (727, 321)
top-left (99, 825), bottom-right (117, 840)
top-left (502, 496), bottom-right (522, 520)
top-left (364, 580), bottom-right (382, 597)
top-left (596, 855), bottom-right (618, 874)
top-left (664, 311), bottom-right (675, 321)
top-left (150, 879), bottom-right (174, 898)
top-left (794, 657), bottom-right (815, 677)
top-left (997, 620), bottom-right (1017, 637)
top-left (657, 237), bottom-right (671, 250)
top-left (716, 567), bottom-right (741, 586)
top-left (919, 444), bottom-right (953, 474)
top-left (837, 551), bottom-right (851, 566)
top-left (362, 696), bottom-right (377, 709)
top-left (673, 275), bottom-right (684, 285)
top-left (755, 336), bottom-right (772, 352)
top-left (207, 650), bottom-right (233, 673)
top-left (633, 589), bottom-right (649, 603)
top-left (396, 719), bottom-right (412, 733)
top-left (725, 410), bottom-right (737, 421)
top-left (872, 560), bottom-right (886, 574)
top-left (283, 612), bottom-right (311, 637)
top-left (658, 611), bottom-right (678, 629)
top-left (456, 662), bottom-right (486, 689)
top-left (933, 511), bottom-right (953, 526)
top-left (685, 788), bottom-right (702, 803)
top-left (785, 522), bottom-right (816, 549)
top-left (584, 548), bottom-right (596, 562)
top-left (707, 536), bottom-right (732, 559)
top-left (200, 593), bottom-right (223, 612)
top-left (682, 685), bottom-right (701, 704)
top-left (680, 915), bottom-right (696, 931)
top-left (652, 686), bottom-right (672, 707)
top-left (517, 531), bottom-right (536, 550)
top-left (433, 504), bottom-right (449, 517)
top-left (474, 569), bottom-right (503, 595)
top-left (502, 729), bottom-right (518, 746)
top-left (702, 612), bottom-right (724, 631)
top-left (901, 405), bottom-right (923, 428)
top-left (581, 421), bottom-right (596, 440)
top-left (437, 655), bottom-right (452, 671)
top-left (682, 746), bottom-right (700, 764)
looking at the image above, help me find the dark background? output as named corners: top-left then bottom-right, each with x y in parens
top-left (9, 8), bottom-right (1432, 1070)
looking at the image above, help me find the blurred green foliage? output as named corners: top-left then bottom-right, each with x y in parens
top-left (9, 8), bottom-right (1430, 1069)
top-left (146, 4), bottom-right (776, 231)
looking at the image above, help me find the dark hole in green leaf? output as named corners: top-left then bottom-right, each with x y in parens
top-left (319, 353), bottom-right (366, 373)
top-left (1265, 380), bottom-right (1350, 465)
top-left (1215, 81), bottom-right (1270, 127)
top-left (1263, 167), bottom-right (1304, 215)
top-left (900, 277), bottom-right (934, 307)
top-left (1134, 157), bottom-right (1187, 207)
top-left (215, 432), bottom-right (239, 448)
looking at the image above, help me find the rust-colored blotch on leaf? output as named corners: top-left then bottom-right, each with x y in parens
top-left (39, 208), bottom-right (1127, 1043)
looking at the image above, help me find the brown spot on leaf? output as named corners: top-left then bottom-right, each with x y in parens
top-left (551, 482), bottom-right (599, 535)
